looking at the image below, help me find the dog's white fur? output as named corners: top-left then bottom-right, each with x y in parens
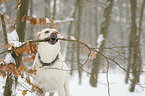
top-left (33, 28), bottom-right (70, 96)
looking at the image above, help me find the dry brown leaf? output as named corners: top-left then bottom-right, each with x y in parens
top-left (15, 3), bottom-right (21, 9)
top-left (39, 18), bottom-right (42, 26)
top-left (21, 15), bottom-right (27, 22)
top-left (33, 18), bottom-right (37, 25)
top-left (49, 18), bottom-right (54, 24)
top-left (118, 50), bottom-right (120, 55)
top-left (22, 90), bottom-right (27, 96)
top-left (7, 43), bottom-right (12, 49)
top-left (0, 70), bottom-right (6, 77)
top-left (138, 52), bottom-right (140, 56)
top-left (28, 69), bottom-right (37, 75)
top-left (26, 76), bottom-right (31, 83)
top-left (92, 51), bottom-right (96, 58)
top-left (23, 66), bottom-right (27, 72)
top-left (0, 63), bottom-right (4, 68)
top-left (30, 17), bottom-right (36, 25)
top-left (106, 65), bottom-right (108, 69)
top-left (25, 46), bottom-right (29, 55)
top-left (14, 49), bottom-right (21, 57)
top-left (22, 46), bottom-right (27, 52)
top-left (42, 18), bottom-right (47, 27)
top-left (31, 86), bottom-right (35, 92)
top-left (18, 66), bottom-right (23, 71)
top-left (13, 70), bottom-right (19, 78)
top-left (2, 86), bottom-right (5, 89)
top-left (94, 74), bottom-right (96, 80)
top-left (27, 40), bottom-right (30, 49)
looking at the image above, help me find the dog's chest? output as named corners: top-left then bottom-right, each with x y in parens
top-left (33, 62), bottom-right (67, 92)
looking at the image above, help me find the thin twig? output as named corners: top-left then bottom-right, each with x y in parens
top-left (106, 59), bottom-right (110, 96)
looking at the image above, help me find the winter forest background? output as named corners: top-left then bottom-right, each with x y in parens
top-left (0, 0), bottom-right (145, 96)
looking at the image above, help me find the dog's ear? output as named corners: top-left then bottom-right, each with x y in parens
top-left (36, 32), bottom-right (41, 40)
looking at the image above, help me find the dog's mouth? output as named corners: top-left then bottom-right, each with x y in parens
top-left (47, 33), bottom-right (58, 45)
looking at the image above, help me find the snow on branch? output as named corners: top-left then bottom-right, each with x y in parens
top-left (21, 15), bottom-right (74, 27)
top-left (46, 18), bottom-right (74, 24)
top-left (97, 34), bottom-right (104, 50)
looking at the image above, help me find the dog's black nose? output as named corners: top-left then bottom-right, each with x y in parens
top-left (50, 32), bottom-right (57, 39)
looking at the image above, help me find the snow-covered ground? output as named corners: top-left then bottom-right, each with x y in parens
top-left (0, 72), bottom-right (145, 96)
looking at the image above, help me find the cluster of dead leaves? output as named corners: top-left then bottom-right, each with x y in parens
top-left (1, 41), bottom-right (39, 95)
top-left (0, 0), bottom-right (9, 5)
top-left (0, 0), bottom-right (19, 5)
top-left (0, 63), bottom-right (27, 78)
top-left (21, 15), bottom-right (57, 28)
top-left (13, 40), bottom-right (37, 57)
top-left (21, 15), bottom-right (47, 27)
top-left (0, 61), bottom-right (39, 96)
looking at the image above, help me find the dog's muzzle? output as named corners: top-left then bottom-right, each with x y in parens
top-left (47, 32), bottom-right (58, 45)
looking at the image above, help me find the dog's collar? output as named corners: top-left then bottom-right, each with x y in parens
top-left (38, 53), bottom-right (59, 66)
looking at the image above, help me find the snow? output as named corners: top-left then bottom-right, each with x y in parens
top-left (4, 53), bottom-right (15, 64)
top-left (0, 4), bottom-right (6, 13)
top-left (7, 29), bottom-right (22, 48)
top-left (0, 72), bottom-right (145, 96)
top-left (97, 34), bottom-right (104, 49)
top-left (18, 4), bottom-right (21, 10)
top-left (8, 29), bottom-right (19, 42)
top-left (46, 18), bottom-right (74, 24)
top-left (3, 29), bottom-right (20, 64)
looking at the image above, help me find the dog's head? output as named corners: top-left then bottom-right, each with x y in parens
top-left (37, 28), bottom-right (60, 45)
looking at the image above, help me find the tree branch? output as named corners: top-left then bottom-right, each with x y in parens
top-left (0, 38), bottom-right (142, 73)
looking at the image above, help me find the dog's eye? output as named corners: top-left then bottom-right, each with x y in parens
top-left (45, 31), bottom-right (49, 33)
top-left (56, 32), bottom-right (59, 34)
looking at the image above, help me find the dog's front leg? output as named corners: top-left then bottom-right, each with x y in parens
top-left (57, 86), bottom-right (66, 96)
top-left (64, 77), bottom-right (70, 96)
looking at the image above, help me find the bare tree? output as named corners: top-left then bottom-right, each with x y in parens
top-left (53, 0), bottom-right (57, 19)
top-left (137, 0), bottom-right (145, 83)
top-left (90, 0), bottom-right (114, 87)
top-left (1, 13), bottom-right (13, 96)
top-left (14, 0), bottom-right (29, 91)
top-left (76, 0), bottom-right (83, 84)
top-left (45, 0), bottom-right (50, 18)
top-left (129, 0), bottom-right (138, 92)
top-left (66, 1), bottom-right (77, 76)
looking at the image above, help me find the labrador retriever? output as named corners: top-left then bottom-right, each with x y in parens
top-left (33, 28), bottom-right (70, 96)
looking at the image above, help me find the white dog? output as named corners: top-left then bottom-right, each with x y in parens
top-left (32, 28), bottom-right (70, 96)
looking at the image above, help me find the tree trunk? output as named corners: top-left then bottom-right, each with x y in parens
top-left (45, 0), bottom-right (50, 17)
top-left (76, 0), bottom-right (83, 84)
top-left (89, 0), bottom-right (114, 87)
top-left (125, 34), bottom-right (133, 83)
top-left (66, 1), bottom-right (77, 76)
top-left (129, 0), bottom-right (138, 92)
top-left (136, 0), bottom-right (145, 83)
top-left (15, 0), bottom-right (29, 89)
top-left (1, 13), bottom-right (13, 96)
top-left (52, 0), bottom-right (56, 20)
top-left (16, 0), bottom-right (29, 42)
top-left (30, 0), bottom-right (34, 40)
